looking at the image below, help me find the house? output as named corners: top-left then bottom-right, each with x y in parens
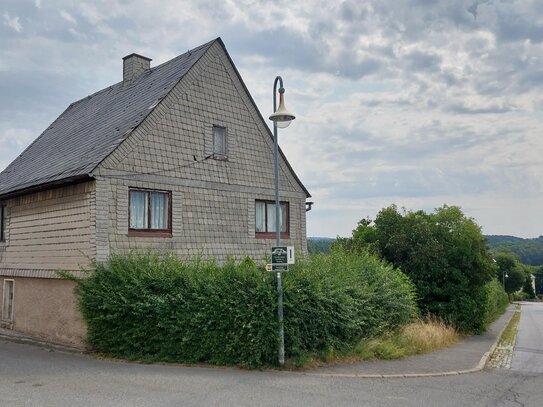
top-left (0, 38), bottom-right (311, 347)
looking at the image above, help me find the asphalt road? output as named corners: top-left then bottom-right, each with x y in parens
top-left (511, 301), bottom-right (543, 373)
top-left (1, 338), bottom-right (542, 407)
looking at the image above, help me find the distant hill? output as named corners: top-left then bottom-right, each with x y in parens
top-left (307, 237), bottom-right (335, 254)
top-left (486, 235), bottom-right (543, 266)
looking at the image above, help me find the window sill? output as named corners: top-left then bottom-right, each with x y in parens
top-left (255, 232), bottom-right (290, 240)
top-left (128, 230), bottom-right (172, 238)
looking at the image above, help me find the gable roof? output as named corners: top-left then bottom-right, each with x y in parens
top-left (0, 38), bottom-right (310, 199)
top-left (0, 40), bottom-right (214, 197)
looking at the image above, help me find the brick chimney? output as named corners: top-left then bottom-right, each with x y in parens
top-left (122, 53), bottom-right (151, 83)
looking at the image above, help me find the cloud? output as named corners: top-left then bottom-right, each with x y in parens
top-left (2, 13), bottom-right (22, 32)
top-left (60, 10), bottom-right (77, 24)
top-left (1, 0), bottom-right (543, 239)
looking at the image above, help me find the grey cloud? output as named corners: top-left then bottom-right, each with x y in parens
top-left (403, 50), bottom-right (442, 72)
top-left (495, 11), bottom-right (543, 44)
top-left (446, 102), bottom-right (513, 115)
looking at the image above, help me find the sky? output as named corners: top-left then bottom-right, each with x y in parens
top-left (1, 0), bottom-right (543, 239)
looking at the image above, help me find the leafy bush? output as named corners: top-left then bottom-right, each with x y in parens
top-left (284, 251), bottom-right (417, 357)
top-left (335, 205), bottom-right (496, 333)
top-left (483, 279), bottom-right (509, 325)
top-left (69, 251), bottom-right (416, 367)
top-left (511, 291), bottom-right (530, 301)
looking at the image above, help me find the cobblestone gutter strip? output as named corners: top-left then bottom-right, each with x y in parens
top-left (488, 304), bottom-right (521, 369)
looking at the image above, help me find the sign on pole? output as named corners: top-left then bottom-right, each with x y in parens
top-left (272, 246), bottom-right (288, 272)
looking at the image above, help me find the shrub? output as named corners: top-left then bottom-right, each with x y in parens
top-left (69, 250), bottom-right (417, 367)
top-left (284, 251), bottom-right (417, 358)
top-left (335, 205), bottom-right (496, 333)
top-left (483, 279), bottom-right (509, 325)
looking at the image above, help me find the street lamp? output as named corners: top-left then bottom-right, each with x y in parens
top-left (269, 76), bottom-right (295, 367)
top-left (503, 271), bottom-right (509, 291)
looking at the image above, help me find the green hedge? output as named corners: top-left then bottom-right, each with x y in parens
top-left (70, 251), bottom-right (416, 367)
top-left (484, 279), bottom-right (509, 325)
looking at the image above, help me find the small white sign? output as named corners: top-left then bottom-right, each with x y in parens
top-left (287, 246), bottom-right (295, 264)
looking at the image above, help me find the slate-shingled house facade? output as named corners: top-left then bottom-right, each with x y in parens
top-left (0, 38), bottom-right (310, 346)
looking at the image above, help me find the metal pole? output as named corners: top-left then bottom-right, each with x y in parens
top-left (273, 76), bottom-right (285, 367)
top-left (503, 270), bottom-right (505, 290)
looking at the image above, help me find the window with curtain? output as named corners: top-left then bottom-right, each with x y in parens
top-left (129, 189), bottom-right (171, 233)
top-left (213, 125), bottom-right (227, 156)
top-left (255, 200), bottom-right (289, 237)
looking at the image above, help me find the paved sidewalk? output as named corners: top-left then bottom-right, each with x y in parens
top-left (308, 305), bottom-right (515, 377)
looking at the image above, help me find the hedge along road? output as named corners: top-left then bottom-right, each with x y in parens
top-left (1, 339), bottom-right (543, 407)
top-left (510, 301), bottom-right (543, 373)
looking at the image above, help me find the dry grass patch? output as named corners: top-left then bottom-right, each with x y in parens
top-left (352, 317), bottom-right (459, 360)
top-left (286, 317), bottom-right (459, 368)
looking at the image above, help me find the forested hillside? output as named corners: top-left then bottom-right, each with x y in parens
top-left (307, 237), bottom-right (335, 254)
top-left (486, 235), bottom-right (543, 266)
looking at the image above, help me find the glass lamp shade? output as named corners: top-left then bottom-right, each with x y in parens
top-left (269, 92), bottom-right (295, 128)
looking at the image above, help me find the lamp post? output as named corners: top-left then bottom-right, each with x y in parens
top-left (269, 76), bottom-right (295, 367)
top-left (503, 271), bottom-right (509, 291)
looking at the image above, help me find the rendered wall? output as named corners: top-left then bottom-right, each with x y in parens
top-left (0, 276), bottom-right (86, 347)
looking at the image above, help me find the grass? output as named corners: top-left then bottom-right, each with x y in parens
top-left (497, 304), bottom-right (521, 348)
top-left (286, 317), bottom-right (459, 368)
top-left (353, 317), bottom-right (459, 360)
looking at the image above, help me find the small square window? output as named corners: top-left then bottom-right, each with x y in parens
top-left (213, 126), bottom-right (227, 157)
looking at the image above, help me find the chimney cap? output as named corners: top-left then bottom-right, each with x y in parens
top-left (122, 53), bottom-right (152, 62)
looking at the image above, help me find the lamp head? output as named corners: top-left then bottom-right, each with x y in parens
top-left (269, 88), bottom-right (295, 128)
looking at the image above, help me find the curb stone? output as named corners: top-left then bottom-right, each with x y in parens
top-left (282, 305), bottom-right (517, 379)
top-left (0, 331), bottom-right (84, 354)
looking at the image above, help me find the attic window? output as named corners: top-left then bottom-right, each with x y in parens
top-left (212, 126), bottom-right (227, 157)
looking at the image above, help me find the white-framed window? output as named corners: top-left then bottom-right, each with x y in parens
top-left (212, 125), bottom-right (227, 157)
top-left (255, 200), bottom-right (289, 238)
top-left (0, 204), bottom-right (6, 242)
top-left (2, 279), bottom-right (14, 322)
top-left (129, 188), bottom-right (171, 236)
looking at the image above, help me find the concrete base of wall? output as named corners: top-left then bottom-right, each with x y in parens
top-left (0, 276), bottom-right (86, 348)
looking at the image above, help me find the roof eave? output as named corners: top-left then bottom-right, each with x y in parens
top-left (0, 174), bottom-right (94, 201)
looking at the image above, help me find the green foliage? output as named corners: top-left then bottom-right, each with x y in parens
top-left (483, 279), bottom-right (509, 325)
top-left (486, 235), bottom-right (543, 266)
top-left (70, 251), bottom-right (417, 367)
top-left (522, 276), bottom-right (536, 299)
top-left (307, 237), bottom-right (335, 254)
top-left (336, 205), bottom-right (496, 333)
top-left (493, 252), bottom-right (526, 294)
top-left (493, 252), bottom-right (536, 297)
top-left (534, 267), bottom-right (543, 296)
top-left (285, 251), bottom-right (417, 359)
